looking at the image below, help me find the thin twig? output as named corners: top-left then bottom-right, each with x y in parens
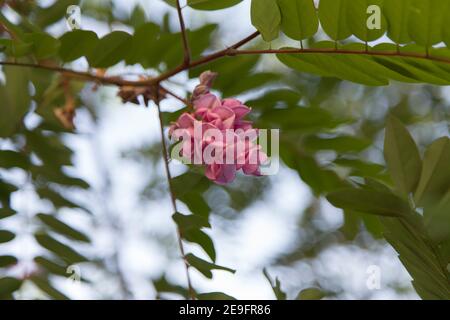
top-left (155, 97), bottom-right (196, 300)
top-left (175, 0), bottom-right (191, 65)
top-left (139, 31), bottom-right (261, 85)
top-left (0, 61), bottom-right (128, 85)
top-left (160, 85), bottom-right (190, 106)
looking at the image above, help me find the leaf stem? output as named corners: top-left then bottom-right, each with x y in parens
top-left (155, 97), bottom-right (196, 300)
top-left (159, 85), bottom-right (190, 106)
top-left (232, 48), bottom-right (450, 65)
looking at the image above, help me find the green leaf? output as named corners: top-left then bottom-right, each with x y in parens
top-left (59, 30), bottom-right (99, 62)
top-left (0, 255), bottom-right (18, 268)
top-left (263, 269), bottom-right (287, 300)
top-left (0, 277), bottom-right (22, 297)
top-left (259, 104), bottom-right (342, 132)
top-left (341, 211), bottom-right (360, 240)
top-left (0, 181), bottom-right (18, 206)
top-left (172, 172), bottom-right (209, 198)
top-left (346, 0), bottom-right (386, 42)
top-left (125, 23), bottom-right (160, 67)
top-left (34, 256), bottom-right (70, 278)
top-left (184, 229), bottom-right (216, 262)
top-left (246, 89), bottom-right (302, 111)
top-left (281, 151), bottom-right (344, 195)
top-left (3, 39), bottom-right (34, 57)
top-left (185, 253), bottom-right (235, 279)
top-left (134, 24), bottom-right (215, 70)
top-left (277, 0), bottom-right (318, 41)
top-left (251, 0), bottom-right (281, 42)
top-left (409, 0), bottom-right (448, 48)
top-left (275, 40), bottom-right (450, 86)
top-left (87, 31), bottom-right (133, 68)
top-left (277, 43), bottom-right (390, 86)
top-left (25, 130), bottom-right (73, 167)
top-left (0, 230), bottom-right (15, 244)
top-left (296, 287), bottom-right (326, 300)
top-left (361, 213), bottom-right (384, 239)
top-left (0, 208), bottom-right (17, 220)
top-left (381, 45), bottom-right (450, 85)
top-left (36, 0), bottom-right (81, 27)
top-left (180, 192), bottom-right (211, 219)
top-left (34, 233), bottom-right (88, 264)
top-left (153, 275), bottom-right (191, 298)
top-left (382, 217), bottom-right (450, 299)
top-left (424, 190), bottom-right (450, 243)
top-left (37, 213), bottom-right (90, 243)
top-left (188, 0), bottom-right (243, 10)
top-left (197, 292), bottom-right (236, 300)
top-left (371, 56), bottom-right (448, 86)
top-left (188, 24), bottom-right (218, 59)
top-left (384, 116), bottom-right (422, 196)
top-left (149, 32), bottom-right (181, 69)
top-left (0, 67), bottom-right (31, 137)
top-left (444, 5), bottom-right (450, 47)
top-left (0, 150), bottom-right (30, 170)
top-left (36, 187), bottom-right (88, 212)
top-left (384, 0), bottom-right (413, 44)
top-left (173, 212), bottom-right (210, 230)
top-left (318, 0), bottom-right (351, 40)
top-left (129, 6), bottom-right (147, 29)
top-left (30, 276), bottom-right (69, 300)
top-left (334, 158), bottom-right (385, 178)
top-left (25, 33), bottom-right (60, 59)
top-left (277, 49), bottom-right (332, 77)
top-left (31, 166), bottom-right (90, 189)
top-left (414, 137), bottom-right (450, 207)
top-left (327, 188), bottom-right (411, 217)
top-left (342, 209), bottom-right (384, 239)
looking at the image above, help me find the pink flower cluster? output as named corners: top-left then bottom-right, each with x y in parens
top-left (169, 72), bottom-right (267, 185)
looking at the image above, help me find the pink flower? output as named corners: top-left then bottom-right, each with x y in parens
top-left (193, 93), bottom-right (221, 119)
top-left (169, 72), bottom-right (267, 184)
top-left (205, 163), bottom-right (237, 185)
top-left (222, 99), bottom-right (251, 119)
top-left (242, 144), bottom-right (268, 176)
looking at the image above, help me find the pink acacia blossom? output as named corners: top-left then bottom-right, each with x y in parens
top-left (169, 72), bottom-right (267, 185)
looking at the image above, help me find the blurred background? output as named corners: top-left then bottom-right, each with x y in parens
top-left (1, 0), bottom-right (450, 300)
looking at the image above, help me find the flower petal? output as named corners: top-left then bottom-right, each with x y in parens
top-left (194, 93), bottom-right (221, 110)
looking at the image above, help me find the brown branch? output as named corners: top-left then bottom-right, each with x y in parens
top-left (138, 31), bottom-right (261, 86)
top-left (155, 97), bottom-right (196, 300)
top-left (7, 31), bottom-right (450, 89)
top-left (175, 0), bottom-right (191, 65)
top-left (228, 31), bottom-right (261, 50)
top-left (232, 47), bottom-right (450, 65)
top-left (0, 61), bottom-right (131, 85)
